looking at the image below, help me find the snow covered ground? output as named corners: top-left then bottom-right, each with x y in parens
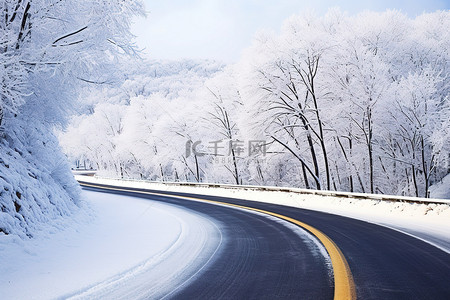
top-left (429, 173), bottom-right (450, 200)
top-left (0, 190), bottom-right (222, 299)
top-left (76, 176), bottom-right (450, 254)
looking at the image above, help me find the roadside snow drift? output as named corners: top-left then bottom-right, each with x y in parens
top-left (0, 124), bottom-right (80, 238)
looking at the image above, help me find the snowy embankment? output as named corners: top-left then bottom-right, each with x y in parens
top-left (0, 190), bottom-right (221, 299)
top-left (429, 173), bottom-right (450, 200)
top-left (0, 128), bottom-right (81, 238)
top-left (76, 175), bottom-right (450, 253)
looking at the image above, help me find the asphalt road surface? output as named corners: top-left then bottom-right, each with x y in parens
top-left (80, 181), bottom-right (450, 300)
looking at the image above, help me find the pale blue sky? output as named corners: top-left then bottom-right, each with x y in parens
top-left (131, 0), bottom-right (449, 63)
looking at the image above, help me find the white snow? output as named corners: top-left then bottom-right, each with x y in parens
top-left (0, 190), bottom-right (222, 299)
top-left (430, 173), bottom-right (450, 200)
top-left (0, 125), bottom-right (81, 238)
top-left (76, 176), bottom-right (450, 254)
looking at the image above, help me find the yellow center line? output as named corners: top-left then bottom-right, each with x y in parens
top-left (79, 181), bottom-right (357, 300)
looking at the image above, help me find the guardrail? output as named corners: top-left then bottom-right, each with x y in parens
top-left (75, 175), bottom-right (450, 206)
top-left (72, 170), bottom-right (97, 176)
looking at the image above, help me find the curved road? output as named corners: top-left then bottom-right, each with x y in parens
top-left (79, 181), bottom-right (450, 299)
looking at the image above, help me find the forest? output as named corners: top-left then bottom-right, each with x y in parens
top-left (60, 10), bottom-right (450, 198)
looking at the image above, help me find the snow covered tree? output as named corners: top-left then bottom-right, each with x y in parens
top-left (59, 9), bottom-right (449, 199)
top-left (60, 59), bottom-right (224, 181)
top-left (380, 71), bottom-right (448, 197)
top-left (201, 68), bottom-right (247, 185)
top-left (240, 14), bottom-right (338, 190)
top-left (1, 1), bottom-right (144, 126)
top-left (0, 0), bottom-right (144, 237)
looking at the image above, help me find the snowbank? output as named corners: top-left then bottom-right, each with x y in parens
top-left (0, 123), bottom-right (81, 238)
top-left (76, 176), bottom-right (450, 253)
top-left (0, 190), bottom-right (221, 299)
top-left (429, 173), bottom-right (450, 199)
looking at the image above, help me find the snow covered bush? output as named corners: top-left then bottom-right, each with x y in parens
top-left (0, 1), bottom-right (144, 237)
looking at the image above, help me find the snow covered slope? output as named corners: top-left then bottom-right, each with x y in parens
top-left (430, 173), bottom-right (450, 199)
top-left (0, 123), bottom-right (81, 238)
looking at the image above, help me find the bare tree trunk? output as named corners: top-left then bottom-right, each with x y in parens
top-left (0, 106), bottom-right (3, 129)
top-left (223, 109), bottom-right (240, 185)
top-left (194, 154), bottom-right (200, 182)
top-left (334, 163), bottom-right (341, 188)
top-left (411, 165), bottom-right (419, 197)
top-left (348, 139), bottom-right (354, 192)
top-left (336, 135), bottom-right (356, 192)
top-left (16, 1), bottom-right (32, 50)
top-left (421, 136), bottom-right (429, 198)
top-left (357, 172), bottom-right (366, 193)
top-left (230, 146), bottom-right (240, 185)
top-left (160, 164), bottom-right (165, 182)
top-left (257, 161), bottom-right (265, 184)
top-left (301, 163), bottom-right (310, 189)
top-left (349, 172), bottom-right (354, 193)
top-left (310, 79), bottom-right (331, 190)
top-left (367, 107), bottom-right (374, 194)
top-left (368, 141), bottom-right (374, 193)
top-left (304, 122), bottom-right (320, 182)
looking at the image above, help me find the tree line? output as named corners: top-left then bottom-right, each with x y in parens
top-left (60, 10), bottom-right (450, 198)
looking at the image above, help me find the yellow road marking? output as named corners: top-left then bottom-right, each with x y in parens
top-left (79, 181), bottom-right (357, 300)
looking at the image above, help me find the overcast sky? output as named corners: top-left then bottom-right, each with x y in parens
top-left (131, 0), bottom-right (449, 63)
